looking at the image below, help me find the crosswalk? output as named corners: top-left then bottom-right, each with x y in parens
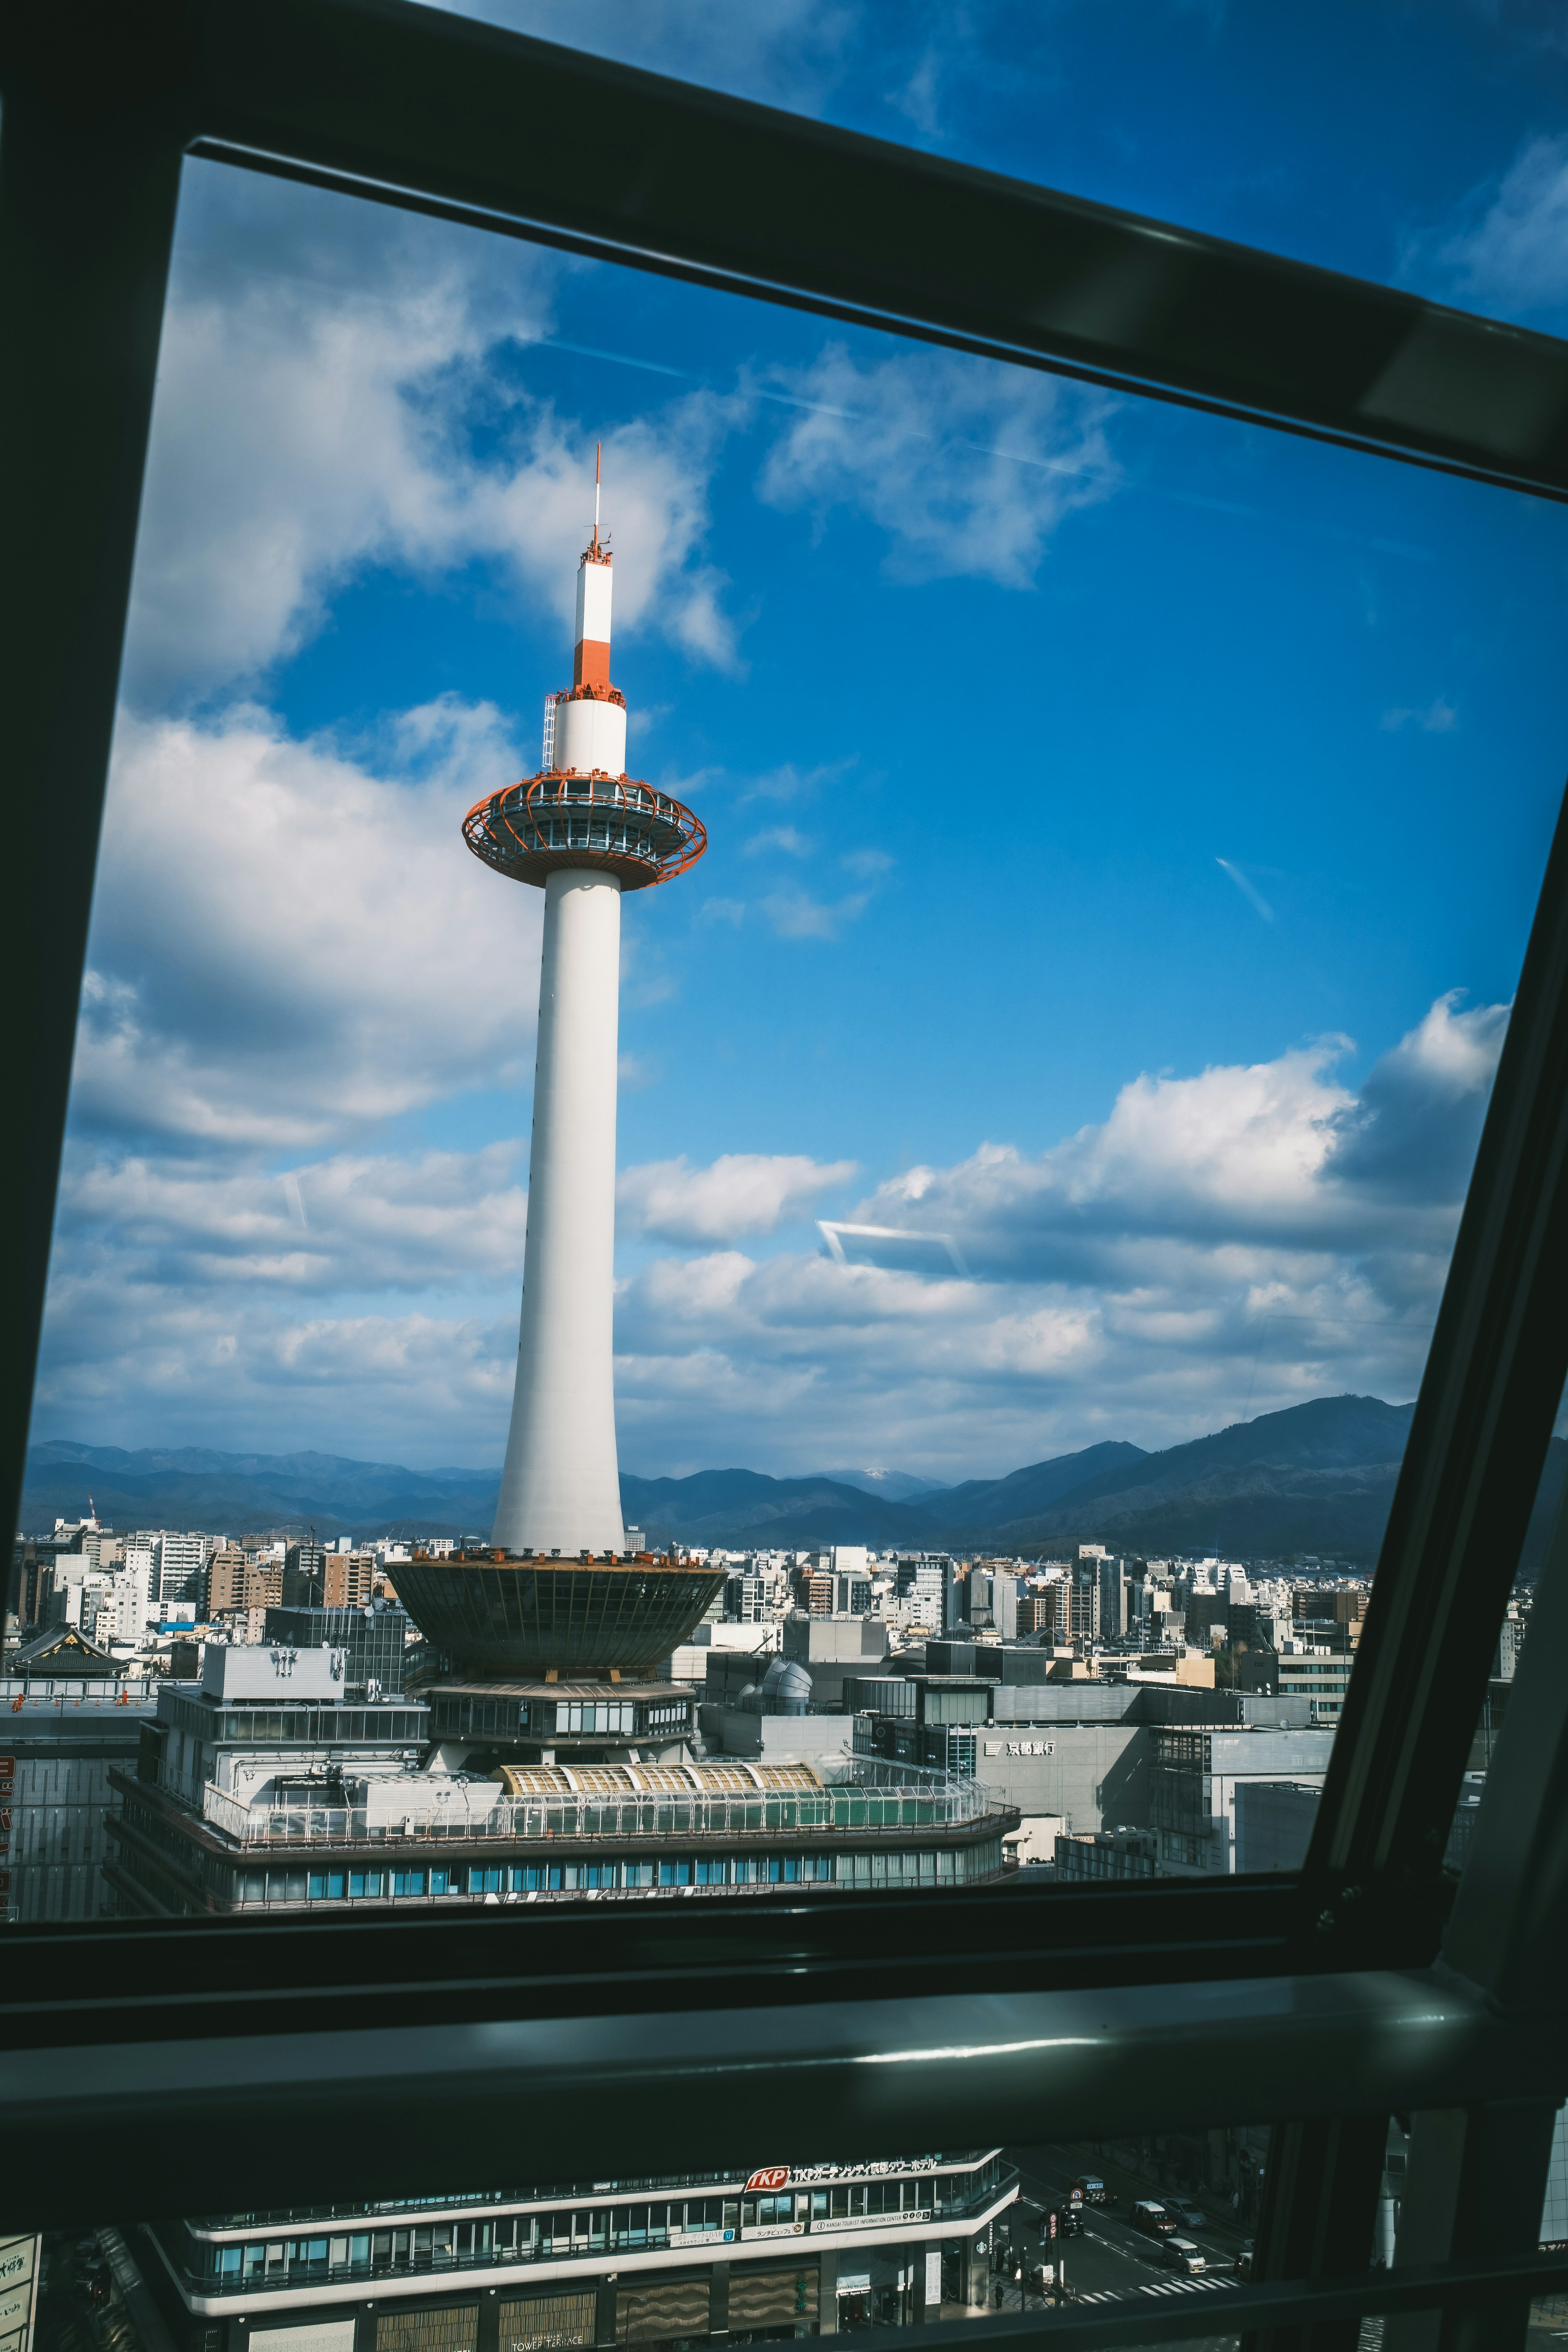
top-left (1075, 2274), bottom-right (1241, 2304)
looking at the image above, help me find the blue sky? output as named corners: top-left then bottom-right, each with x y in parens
top-left (31, 0), bottom-right (1568, 1481)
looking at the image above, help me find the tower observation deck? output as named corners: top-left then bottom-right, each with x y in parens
top-left (426, 455), bottom-right (715, 1681)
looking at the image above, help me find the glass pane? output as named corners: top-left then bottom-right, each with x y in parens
top-left (1441, 1369), bottom-right (1563, 1878)
top-left (28, 2128), bottom-right (1563, 2352)
top-left (13, 132), bottom-right (1568, 1927)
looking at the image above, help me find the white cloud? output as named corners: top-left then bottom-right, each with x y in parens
top-left (618, 1152), bottom-right (858, 1243)
top-left (1381, 697), bottom-right (1458, 734)
top-left (757, 342), bottom-right (1120, 585)
top-left (34, 993), bottom-right (1508, 1475)
top-left (607, 993), bottom-right (1508, 1473)
top-left (77, 699), bottom-right (541, 1147)
top-left (736, 758), bottom-right (857, 807)
top-left (58, 1143), bottom-right (527, 1296)
top-left (760, 886), bottom-right (872, 941)
top-left (744, 825), bottom-right (814, 858)
top-left (125, 169), bottom-right (745, 703)
top-left (1436, 134), bottom-right (1568, 317)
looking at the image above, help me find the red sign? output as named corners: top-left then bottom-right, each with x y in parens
top-left (1048, 2214), bottom-right (1057, 2238)
top-left (745, 2167), bottom-right (790, 2194)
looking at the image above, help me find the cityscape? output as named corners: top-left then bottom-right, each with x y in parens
top-left (10, 464), bottom-right (1557, 2352)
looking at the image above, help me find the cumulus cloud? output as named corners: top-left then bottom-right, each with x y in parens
top-left (855, 995), bottom-right (1508, 1280)
top-left (34, 991), bottom-right (1509, 1472)
top-left (606, 993), bottom-right (1509, 1473)
top-left (618, 1153), bottom-right (858, 1244)
top-left (126, 169), bottom-right (744, 702)
top-left (76, 701), bottom-right (541, 1148)
top-left (58, 1143), bottom-right (527, 1296)
top-left (757, 342), bottom-right (1120, 585)
top-left (1435, 134), bottom-right (1568, 318)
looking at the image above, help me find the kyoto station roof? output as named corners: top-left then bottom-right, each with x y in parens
top-left (491, 1760), bottom-right (824, 1798)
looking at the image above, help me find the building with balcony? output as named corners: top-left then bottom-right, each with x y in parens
top-left (104, 1644), bottom-right (1018, 1918)
top-left (138, 2152), bottom-right (1017, 2350)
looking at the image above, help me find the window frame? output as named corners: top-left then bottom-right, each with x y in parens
top-left (5, 0), bottom-right (1568, 2290)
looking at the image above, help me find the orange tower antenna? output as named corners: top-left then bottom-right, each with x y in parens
top-left (591, 439), bottom-right (601, 557)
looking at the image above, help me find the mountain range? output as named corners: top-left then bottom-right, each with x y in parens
top-left (30, 1392), bottom-right (1559, 1569)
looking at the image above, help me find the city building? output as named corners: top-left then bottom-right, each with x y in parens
top-left (1233, 1778), bottom-right (1322, 1872)
top-left (1148, 1725), bottom-right (1336, 1874)
top-left (1237, 1647), bottom-right (1354, 1720)
top-left (265, 1601), bottom-right (413, 1697)
top-left (152, 1531), bottom-right (208, 1609)
top-left (323, 1552), bottom-right (377, 1608)
top-left (1, 1671), bottom-right (163, 1922)
top-left (469, 457), bottom-right (705, 1560)
top-left (138, 2150), bottom-right (1018, 2350)
top-left (105, 1643), bottom-right (1016, 1917)
top-left (1054, 1826), bottom-right (1159, 1882)
top-left (853, 1678), bottom-right (991, 1777)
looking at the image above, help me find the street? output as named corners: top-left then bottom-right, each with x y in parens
top-left (992, 2144), bottom-right (1244, 2349)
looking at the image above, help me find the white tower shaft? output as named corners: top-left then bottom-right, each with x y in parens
top-left (492, 867), bottom-right (626, 1555)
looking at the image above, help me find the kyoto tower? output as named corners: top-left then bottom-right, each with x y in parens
top-left (461, 454), bottom-right (706, 1560)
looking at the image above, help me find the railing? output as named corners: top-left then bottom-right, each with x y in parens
top-left (183, 2171), bottom-right (1017, 2295)
top-left (197, 2160), bottom-right (989, 2227)
top-left (199, 1778), bottom-right (998, 1849)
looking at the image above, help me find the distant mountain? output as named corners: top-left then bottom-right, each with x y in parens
top-left (812, 1467), bottom-right (947, 1503)
top-left (31, 1396), bottom-right (1550, 1571)
top-left (941, 1396), bottom-right (1419, 1560)
top-left (20, 1440), bottom-right (502, 1542)
top-left (912, 1441), bottom-right (1147, 1534)
top-left (619, 1469), bottom-right (918, 1549)
top-left (620, 1404), bottom-right (1422, 1561)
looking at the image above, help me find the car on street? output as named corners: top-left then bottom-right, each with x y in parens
top-left (1167, 2202), bottom-right (1209, 2230)
top-left (1074, 2176), bottom-right (1107, 2204)
top-left (1130, 2201), bottom-right (1177, 2236)
top-left (1161, 2239), bottom-right (1208, 2276)
top-left (1236, 2244), bottom-right (1255, 2278)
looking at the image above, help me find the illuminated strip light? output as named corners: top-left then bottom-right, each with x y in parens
top-left (818, 1221), bottom-right (969, 1278)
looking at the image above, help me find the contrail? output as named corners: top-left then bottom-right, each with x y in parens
top-left (1217, 857), bottom-right (1276, 924)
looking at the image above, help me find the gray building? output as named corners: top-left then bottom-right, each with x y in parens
top-left (265, 1600), bottom-right (413, 1695)
top-left (0, 1673), bottom-right (166, 1921)
top-left (1150, 1726), bottom-right (1337, 1873)
top-left (1233, 1777), bottom-right (1322, 1871)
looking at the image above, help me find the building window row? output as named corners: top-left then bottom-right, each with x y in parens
top-left (192, 2170), bottom-right (1004, 2288)
top-left (233, 1844), bottom-right (999, 1905)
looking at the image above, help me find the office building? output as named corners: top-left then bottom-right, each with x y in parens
top-left (1, 1671), bottom-right (163, 1922)
top-left (140, 2152), bottom-right (1018, 2349)
top-left (264, 1601), bottom-right (413, 1696)
top-left (1148, 1725), bottom-right (1336, 1874)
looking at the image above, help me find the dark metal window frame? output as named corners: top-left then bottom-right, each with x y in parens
top-left (6, 0), bottom-right (1568, 2303)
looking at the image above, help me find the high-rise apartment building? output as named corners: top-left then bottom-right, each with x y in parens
top-left (151, 1531), bottom-right (207, 1608)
